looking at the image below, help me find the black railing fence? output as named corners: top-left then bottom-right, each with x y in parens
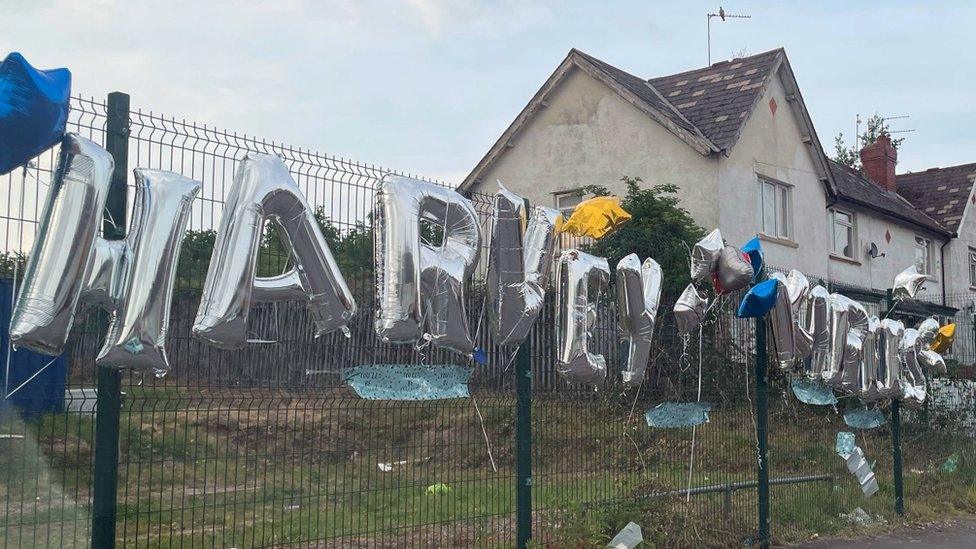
top-left (0, 93), bottom-right (975, 548)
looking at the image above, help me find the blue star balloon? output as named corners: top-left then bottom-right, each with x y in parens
top-left (737, 278), bottom-right (778, 318)
top-left (0, 52), bottom-right (71, 176)
top-left (741, 236), bottom-right (764, 281)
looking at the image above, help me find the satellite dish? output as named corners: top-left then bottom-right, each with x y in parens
top-left (868, 242), bottom-right (886, 259)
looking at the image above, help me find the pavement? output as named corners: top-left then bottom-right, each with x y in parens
top-left (790, 519), bottom-right (976, 548)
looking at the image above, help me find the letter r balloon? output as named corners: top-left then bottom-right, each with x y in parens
top-left (373, 175), bottom-right (481, 354)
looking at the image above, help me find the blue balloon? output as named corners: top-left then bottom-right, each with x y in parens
top-left (741, 236), bottom-right (764, 280)
top-left (0, 52), bottom-right (71, 176)
top-left (737, 278), bottom-right (778, 318)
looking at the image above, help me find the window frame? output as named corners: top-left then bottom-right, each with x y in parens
top-left (756, 175), bottom-right (793, 241)
top-left (914, 235), bottom-right (933, 276)
top-left (828, 207), bottom-right (857, 259)
top-left (554, 189), bottom-right (585, 219)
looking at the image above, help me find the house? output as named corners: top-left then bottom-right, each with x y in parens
top-left (897, 162), bottom-right (976, 303)
top-left (459, 48), bottom-right (965, 315)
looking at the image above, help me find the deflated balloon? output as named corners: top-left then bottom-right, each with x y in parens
top-left (373, 174), bottom-right (481, 354)
top-left (931, 323), bottom-right (955, 353)
top-left (560, 196), bottom-right (631, 240)
top-left (486, 184), bottom-right (560, 346)
top-left (918, 349), bottom-right (947, 375)
top-left (690, 228), bottom-right (723, 281)
top-left (616, 254), bottom-right (662, 387)
top-left (556, 250), bottom-right (610, 385)
top-left (675, 283), bottom-right (708, 335)
top-left (193, 154), bottom-right (357, 349)
top-left (892, 265), bottom-right (927, 300)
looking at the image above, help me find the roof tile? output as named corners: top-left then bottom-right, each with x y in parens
top-left (897, 162), bottom-right (976, 233)
top-left (649, 49), bottom-right (782, 150)
top-left (830, 160), bottom-right (950, 236)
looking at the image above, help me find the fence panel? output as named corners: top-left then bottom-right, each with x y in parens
top-left (1, 94), bottom-right (975, 547)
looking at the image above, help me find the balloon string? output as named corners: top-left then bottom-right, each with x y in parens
top-left (686, 325), bottom-right (704, 501)
top-left (471, 394), bottom-right (498, 473)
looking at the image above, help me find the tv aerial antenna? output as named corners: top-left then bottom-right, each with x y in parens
top-left (707, 7), bottom-right (751, 65)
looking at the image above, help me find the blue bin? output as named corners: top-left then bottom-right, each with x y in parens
top-left (0, 277), bottom-right (67, 413)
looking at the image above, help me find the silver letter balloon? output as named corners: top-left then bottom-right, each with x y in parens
top-left (486, 184), bottom-right (560, 346)
top-left (615, 254), bottom-right (662, 387)
top-left (373, 175), bottom-right (481, 354)
top-left (10, 134), bottom-right (115, 355)
top-left (556, 250), bottom-right (610, 385)
top-left (9, 134), bottom-right (200, 373)
top-left (97, 170), bottom-right (201, 371)
top-left (192, 154), bottom-right (356, 348)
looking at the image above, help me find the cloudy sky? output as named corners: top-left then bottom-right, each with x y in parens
top-left (2, 0), bottom-right (974, 182)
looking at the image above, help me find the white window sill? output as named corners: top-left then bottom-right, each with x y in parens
top-left (829, 253), bottom-right (861, 266)
top-left (758, 233), bottom-right (798, 249)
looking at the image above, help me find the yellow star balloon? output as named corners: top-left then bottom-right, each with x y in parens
top-left (559, 196), bottom-right (632, 240)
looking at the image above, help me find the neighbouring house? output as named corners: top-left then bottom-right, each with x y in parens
top-left (897, 162), bottom-right (976, 303)
top-left (459, 48), bottom-right (972, 320)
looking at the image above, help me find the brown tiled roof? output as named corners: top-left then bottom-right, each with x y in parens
top-left (571, 50), bottom-right (704, 139)
top-left (573, 48), bottom-right (783, 152)
top-left (828, 159), bottom-right (951, 236)
top-left (649, 48), bottom-right (783, 150)
top-left (896, 163), bottom-right (976, 233)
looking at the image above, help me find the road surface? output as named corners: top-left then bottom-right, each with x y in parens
top-left (791, 519), bottom-right (976, 548)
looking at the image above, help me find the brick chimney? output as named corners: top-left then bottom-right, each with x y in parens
top-left (860, 134), bottom-right (898, 191)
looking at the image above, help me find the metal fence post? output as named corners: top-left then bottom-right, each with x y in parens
top-left (891, 399), bottom-right (904, 516)
top-left (515, 337), bottom-right (533, 548)
top-left (754, 313), bottom-right (770, 548)
top-left (91, 91), bottom-right (129, 549)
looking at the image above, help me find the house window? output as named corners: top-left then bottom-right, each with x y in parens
top-left (829, 208), bottom-right (856, 259)
top-left (969, 248), bottom-right (976, 287)
top-left (914, 236), bottom-right (932, 275)
top-left (757, 176), bottom-right (792, 239)
top-left (555, 191), bottom-right (584, 219)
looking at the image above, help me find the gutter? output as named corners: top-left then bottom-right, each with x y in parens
top-left (833, 196), bottom-right (953, 239)
top-left (940, 237), bottom-right (954, 306)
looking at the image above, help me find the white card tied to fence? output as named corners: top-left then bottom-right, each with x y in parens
top-left (192, 153), bottom-right (356, 348)
top-left (9, 133), bottom-right (200, 372)
top-left (374, 175), bottom-right (481, 355)
top-left (556, 250), bottom-right (610, 385)
top-left (486, 184), bottom-right (561, 347)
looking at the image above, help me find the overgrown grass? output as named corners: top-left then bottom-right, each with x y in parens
top-left (1, 385), bottom-right (974, 547)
